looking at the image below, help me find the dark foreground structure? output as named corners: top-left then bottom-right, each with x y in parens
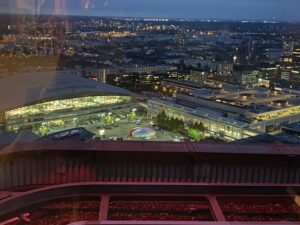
top-left (1, 141), bottom-right (300, 224)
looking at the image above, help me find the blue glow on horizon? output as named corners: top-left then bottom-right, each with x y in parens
top-left (0, 0), bottom-right (300, 22)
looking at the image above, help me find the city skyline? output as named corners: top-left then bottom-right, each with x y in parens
top-left (1, 0), bottom-right (300, 22)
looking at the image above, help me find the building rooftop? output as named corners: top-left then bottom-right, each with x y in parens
top-left (151, 98), bottom-right (249, 128)
top-left (0, 131), bottom-right (17, 149)
top-left (0, 130), bottom-right (39, 149)
top-left (163, 79), bottom-right (209, 89)
top-left (0, 71), bottom-right (132, 113)
top-left (211, 87), bottom-right (300, 114)
top-left (1, 140), bottom-right (300, 156)
top-left (186, 86), bottom-right (300, 118)
top-left (282, 123), bottom-right (300, 133)
top-left (234, 133), bottom-right (300, 144)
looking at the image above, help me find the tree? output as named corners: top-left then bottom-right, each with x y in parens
top-left (104, 115), bottom-right (116, 124)
top-left (156, 111), bottom-right (168, 129)
top-left (37, 126), bottom-right (50, 136)
top-left (188, 128), bottom-right (205, 141)
top-left (173, 118), bottom-right (184, 132)
top-left (192, 122), bottom-right (205, 132)
top-left (188, 122), bottom-right (205, 141)
top-left (136, 106), bottom-right (147, 117)
top-left (128, 112), bottom-right (137, 121)
top-left (156, 112), bottom-right (185, 133)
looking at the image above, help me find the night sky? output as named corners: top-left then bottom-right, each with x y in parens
top-left (1, 0), bottom-right (300, 22)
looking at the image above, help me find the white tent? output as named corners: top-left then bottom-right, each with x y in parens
top-left (132, 127), bottom-right (156, 139)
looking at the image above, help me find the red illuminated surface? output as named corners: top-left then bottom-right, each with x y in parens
top-left (219, 197), bottom-right (300, 222)
top-left (1, 142), bottom-right (300, 224)
top-left (2, 190), bottom-right (300, 224)
top-left (108, 197), bottom-right (213, 221)
top-left (0, 213), bottom-right (30, 225)
top-left (6, 201), bottom-right (99, 225)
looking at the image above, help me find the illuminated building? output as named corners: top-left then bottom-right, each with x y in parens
top-left (160, 79), bottom-right (208, 94)
top-left (106, 73), bottom-right (164, 92)
top-left (216, 63), bottom-right (233, 76)
top-left (148, 86), bottom-right (300, 140)
top-left (293, 45), bottom-right (300, 63)
top-left (281, 68), bottom-right (291, 81)
top-left (283, 41), bottom-right (294, 56)
top-left (241, 70), bottom-right (259, 85)
top-left (282, 122), bottom-right (300, 138)
top-left (281, 41), bottom-right (294, 65)
top-left (148, 98), bottom-right (256, 141)
top-left (0, 72), bottom-right (133, 131)
top-left (190, 70), bottom-right (208, 82)
top-left (98, 66), bottom-right (176, 77)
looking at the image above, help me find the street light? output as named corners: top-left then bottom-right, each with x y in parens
top-left (99, 129), bottom-right (105, 136)
top-left (73, 118), bottom-right (78, 128)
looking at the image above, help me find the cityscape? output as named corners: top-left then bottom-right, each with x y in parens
top-left (1, 14), bottom-right (300, 144)
top-left (1, 1), bottom-right (300, 224)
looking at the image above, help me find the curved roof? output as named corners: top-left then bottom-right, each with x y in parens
top-left (132, 127), bottom-right (156, 138)
top-left (0, 71), bottom-right (132, 112)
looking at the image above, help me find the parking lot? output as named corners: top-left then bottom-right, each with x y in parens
top-left (43, 111), bottom-right (185, 142)
top-left (87, 118), bottom-right (184, 141)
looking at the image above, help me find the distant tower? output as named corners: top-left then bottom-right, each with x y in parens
top-left (283, 41), bottom-right (294, 57)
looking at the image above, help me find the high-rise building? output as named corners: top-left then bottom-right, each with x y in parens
top-left (283, 41), bottom-right (294, 57)
top-left (293, 45), bottom-right (300, 63)
top-left (241, 71), bottom-right (259, 85)
top-left (281, 68), bottom-right (291, 81)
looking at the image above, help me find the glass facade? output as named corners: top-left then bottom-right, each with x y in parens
top-left (147, 100), bottom-right (255, 140)
top-left (5, 96), bottom-right (132, 121)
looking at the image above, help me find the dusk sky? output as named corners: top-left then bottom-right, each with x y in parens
top-left (1, 0), bottom-right (300, 21)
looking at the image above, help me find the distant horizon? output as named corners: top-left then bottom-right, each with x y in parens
top-left (0, 0), bottom-right (300, 22)
top-left (2, 12), bottom-right (300, 24)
